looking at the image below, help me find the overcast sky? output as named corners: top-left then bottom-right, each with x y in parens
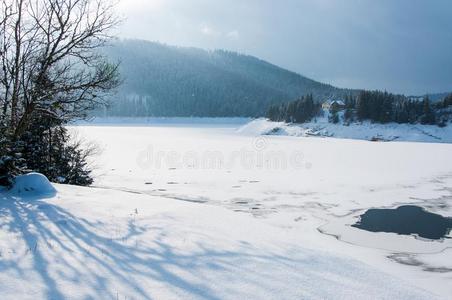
top-left (116, 0), bottom-right (452, 95)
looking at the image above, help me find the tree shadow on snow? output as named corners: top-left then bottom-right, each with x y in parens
top-left (0, 192), bottom-right (304, 300)
top-left (0, 191), bottom-right (433, 300)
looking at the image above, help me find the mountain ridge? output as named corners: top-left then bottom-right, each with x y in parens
top-left (100, 39), bottom-right (450, 117)
top-left (100, 39), bottom-right (353, 117)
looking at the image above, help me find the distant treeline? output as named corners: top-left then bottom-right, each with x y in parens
top-left (346, 91), bottom-right (452, 126)
top-left (267, 91), bottom-right (452, 127)
top-left (266, 94), bottom-right (321, 123)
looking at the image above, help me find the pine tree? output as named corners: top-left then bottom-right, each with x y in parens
top-left (421, 97), bottom-right (436, 125)
top-left (329, 108), bottom-right (340, 124)
top-left (265, 94), bottom-right (321, 124)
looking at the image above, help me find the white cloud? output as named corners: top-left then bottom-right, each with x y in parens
top-left (117, 0), bottom-right (452, 94)
top-left (226, 30), bottom-right (240, 40)
top-left (199, 26), bottom-right (239, 40)
top-left (200, 25), bottom-right (221, 37)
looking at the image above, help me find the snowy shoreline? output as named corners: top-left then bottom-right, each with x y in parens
top-left (238, 118), bottom-right (452, 143)
top-left (73, 116), bottom-right (452, 143)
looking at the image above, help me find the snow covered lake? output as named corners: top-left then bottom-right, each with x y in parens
top-left (1, 118), bottom-right (452, 299)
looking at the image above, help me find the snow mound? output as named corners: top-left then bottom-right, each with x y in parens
top-left (237, 118), bottom-right (284, 135)
top-left (10, 173), bottom-right (56, 196)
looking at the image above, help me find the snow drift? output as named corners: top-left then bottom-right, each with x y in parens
top-left (9, 173), bottom-right (56, 196)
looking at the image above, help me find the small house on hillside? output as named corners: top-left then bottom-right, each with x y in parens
top-left (322, 99), bottom-right (346, 111)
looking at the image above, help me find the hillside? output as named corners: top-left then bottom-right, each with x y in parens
top-left (99, 39), bottom-right (350, 117)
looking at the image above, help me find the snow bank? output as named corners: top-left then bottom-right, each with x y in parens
top-left (9, 173), bottom-right (56, 196)
top-left (237, 118), bottom-right (284, 135)
top-left (239, 118), bottom-right (452, 143)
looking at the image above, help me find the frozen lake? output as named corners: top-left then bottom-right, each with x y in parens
top-left (2, 119), bottom-right (451, 299)
top-left (70, 119), bottom-right (452, 297)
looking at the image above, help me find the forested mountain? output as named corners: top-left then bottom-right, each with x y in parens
top-left (98, 39), bottom-right (350, 117)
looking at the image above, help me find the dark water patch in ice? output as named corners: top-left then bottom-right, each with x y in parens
top-left (353, 205), bottom-right (452, 240)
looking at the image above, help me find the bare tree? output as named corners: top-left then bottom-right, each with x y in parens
top-left (0, 0), bottom-right (119, 186)
top-left (0, 0), bottom-right (120, 138)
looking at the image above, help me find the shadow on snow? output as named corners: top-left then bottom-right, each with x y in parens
top-left (0, 192), bottom-right (299, 299)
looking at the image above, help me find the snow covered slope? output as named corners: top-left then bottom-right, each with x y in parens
top-left (0, 182), bottom-right (439, 299)
top-left (239, 118), bottom-right (452, 143)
